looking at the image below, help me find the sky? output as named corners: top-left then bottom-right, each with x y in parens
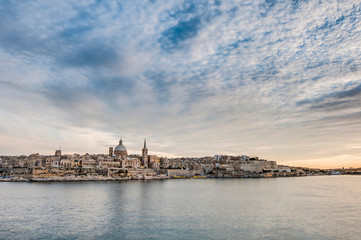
top-left (0, 0), bottom-right (361, 168)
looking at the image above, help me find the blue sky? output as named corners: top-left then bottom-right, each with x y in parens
top-left (1, 0), bottom-right (361, 168)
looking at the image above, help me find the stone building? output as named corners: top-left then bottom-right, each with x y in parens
top-left (55, 148), bottom-right (62, 156)
top-left (113, 139), bottom-right (128, 159)
top-left (108, 147), bottom-right (113, 156)
top-left (121, 158), bottom-right (140, 168)
top-left (108, 138), bottom-right (143, 169)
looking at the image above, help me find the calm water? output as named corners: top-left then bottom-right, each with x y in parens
top-left (1, 176), bottom-right (361, 240)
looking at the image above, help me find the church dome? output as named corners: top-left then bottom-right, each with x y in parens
top-left (114, 139), bottom-right (127, 156)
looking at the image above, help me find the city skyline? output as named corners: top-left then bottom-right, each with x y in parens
top-left (1, 1), bottom-right (361, 168)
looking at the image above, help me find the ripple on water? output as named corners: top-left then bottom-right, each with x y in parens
top-left (1, 176), bottom-right (361, 240)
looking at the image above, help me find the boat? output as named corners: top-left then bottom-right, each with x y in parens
top-left (172, 175), bottom-right (189, 179)
top-left (191, 175), bottom-right (206, 179)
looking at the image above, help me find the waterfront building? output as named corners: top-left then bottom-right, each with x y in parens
top-left (51, 157), bottom-right (60, 168)
top-left (0, 138), bottom-right (313, 181)
top-left (60, 158), bottom-right (71, 168)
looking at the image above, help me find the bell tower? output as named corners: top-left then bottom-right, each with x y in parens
top-left (142, 139), bottom-right (148, 168)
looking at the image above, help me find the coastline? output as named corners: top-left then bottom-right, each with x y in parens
top-left (0, 174), bottom-right (338, 182)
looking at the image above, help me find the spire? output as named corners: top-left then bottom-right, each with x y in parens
top-left (119, 138), bottom-right (123, 145)
top-left (144, 139), bottom-right (147, 148)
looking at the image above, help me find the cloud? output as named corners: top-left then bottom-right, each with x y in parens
top-left (1, 0), bottom-right (361, 168)
top-left (159, 17), bottom-right (202, 50)
top-left (158, 1), bottom-right (222, 50)
top-left (297, 82), bottom-right (361, 112)
top-left (59, 40), bottom-right (120, 68)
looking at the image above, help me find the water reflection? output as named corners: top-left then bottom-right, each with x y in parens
top-left (1, 176), bottom-right (361, 239)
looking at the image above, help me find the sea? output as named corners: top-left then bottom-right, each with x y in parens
top-left (1, 176), bottom-right (361, 240)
